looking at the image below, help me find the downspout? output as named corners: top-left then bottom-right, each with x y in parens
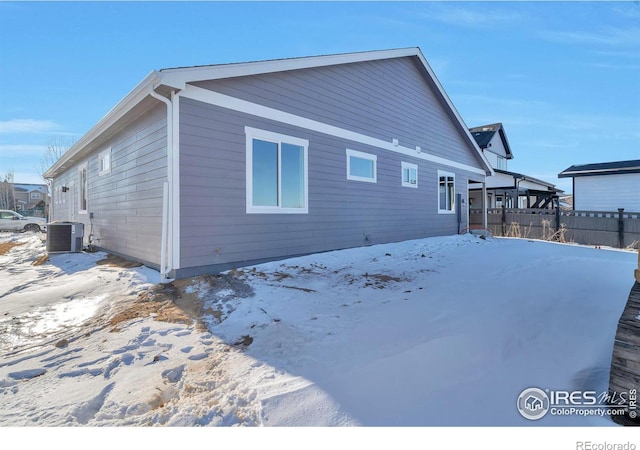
top-left (148, 88), bottom-right (174, 282)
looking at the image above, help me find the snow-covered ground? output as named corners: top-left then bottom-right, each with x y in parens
top-left (1, 232), bottom-right (638, 441)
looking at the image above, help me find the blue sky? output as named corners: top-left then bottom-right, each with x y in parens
top-left (0, 1), bottom-right (638, 195)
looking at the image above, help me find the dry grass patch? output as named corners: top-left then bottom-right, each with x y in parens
top-left (0, 241), bottom-right (25, 255)
top-left (32, 254), bottom-right (49, 266)
top-left (97, 254), bottom-right (143, 268)
top-left (109, 282), bottom-right (204, 332)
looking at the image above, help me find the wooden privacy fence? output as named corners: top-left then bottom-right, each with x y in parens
top-left (470, 207), bottom-right (640, 249)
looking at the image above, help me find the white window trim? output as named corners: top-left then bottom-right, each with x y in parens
top-left (438, 170), bottom-right (455, 214)
top-left (401, 161), bottom-right (418, 188)
top-left (245, 127), bottom-right (309, 214)
top-left (98, 147), bottom-right (112, 175)
top-left (30, 191), bottom-right (42, 200)
top-left (346, 149), bottom-right (377, 183)
top-left (78, 162), bottom-right (88, 214)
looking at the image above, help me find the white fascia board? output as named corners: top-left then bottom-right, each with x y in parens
top-left (159, 47), bottom-right (421, 88)
top-left (182, 85), bottom-right (487, 177)
top-left (44, 71), bottom-right (163, 179)
top-left (563, 166), bottom-right (640, 176)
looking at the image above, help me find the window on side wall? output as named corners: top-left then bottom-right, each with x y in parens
top-left (401, 162), bottom-right (418, 188)
top-left (438, 170), bottom-right (455, 213)
top-left (346, 149), bottom-right (377, 183)
top-left (246, 127), bottom-right (308, 214)
top-left (78, 164), bottom-right (88, 214)
top-left (98, 147), bottom-right (112, 175)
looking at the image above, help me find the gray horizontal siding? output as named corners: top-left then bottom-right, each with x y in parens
top-left (193, 56), bottom-right (481, 169)
top-left (51, 104), bottom-right (167, 267)
top-left (179, 97), bottom-right (476, 273)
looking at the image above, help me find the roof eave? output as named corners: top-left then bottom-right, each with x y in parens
top-left (45, 47), bottom-right (494, 179)
top-left (44, 70), bottom-right (163, 179)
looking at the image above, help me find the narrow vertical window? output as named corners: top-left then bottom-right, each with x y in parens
top-left (438, 170), bottom-right (455, 213)
top-left (79, 164), bottom-right (88, 213)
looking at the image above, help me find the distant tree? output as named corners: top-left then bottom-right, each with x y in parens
top-left (40, 135), bottom-right (75, 181)
top-left (0, 170), bottom-right (15, 210)
top-left (40, 136), bottom-right (75, 219)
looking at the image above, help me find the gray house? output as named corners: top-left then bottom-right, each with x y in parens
top-left (44, 48), bottom-right (493, 280)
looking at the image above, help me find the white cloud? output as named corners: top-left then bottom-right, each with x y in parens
top-left (539, 27), bottom-right (640, 48)
top-left (0, 119), bottom-right (60, 134)
top-left (418, 3), bottom-right (524, 29)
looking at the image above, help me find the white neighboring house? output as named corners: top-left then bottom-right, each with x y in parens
top-left (468, 123), bottom-right (562, 211)
top-left (558, 159), bottom-right (640, 212)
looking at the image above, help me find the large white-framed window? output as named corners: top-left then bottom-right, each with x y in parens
top-left (30, 191), bottom-right (42, 200)
top-left (401, 161), bottom-right (418, 188)
top-left (496, 155), bottom-right (506, 170)
top-left (78, 163), bottom-right (88, 214)
top-left (246, 127), bottom-right (308, 214)
top-left (346, 149), bottom-right (377, 183)
top-left (438, 170), bottom-right (455, 214)
top-left (98, 147), bottom-right (112, 175)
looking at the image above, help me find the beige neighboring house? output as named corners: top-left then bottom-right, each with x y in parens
top-left (12, 183), bottom-right (48, 216)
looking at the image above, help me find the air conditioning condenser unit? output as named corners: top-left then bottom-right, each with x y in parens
top-left (46, 222), bottom-right (84, 253)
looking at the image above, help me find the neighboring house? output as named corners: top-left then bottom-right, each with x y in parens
top-left (558, 159), bottom-right (640, 212)
top-left (44, 47), bottom-right (493, 280)
top-left (10, 183), bottom-right (48, 215)
top-left (468, 123), bottom-right (562, 211)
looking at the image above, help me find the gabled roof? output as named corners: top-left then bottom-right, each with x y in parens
top-left (494, 169), bottom-right (563, 193)
top-left (558, 159), bottom-right (640, 178)
top-left (469, 123), bottom-right (513, 159)
top-left (45, 47), bottom-right (493, 178)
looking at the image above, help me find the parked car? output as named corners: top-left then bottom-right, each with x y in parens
top-left (0, 210), bottom-right (47, 232)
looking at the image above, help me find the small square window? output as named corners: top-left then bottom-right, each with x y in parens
top-left (98, 147), bottom-right (111, 175)
top-left (401, 162), bottom-right (418, 188)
